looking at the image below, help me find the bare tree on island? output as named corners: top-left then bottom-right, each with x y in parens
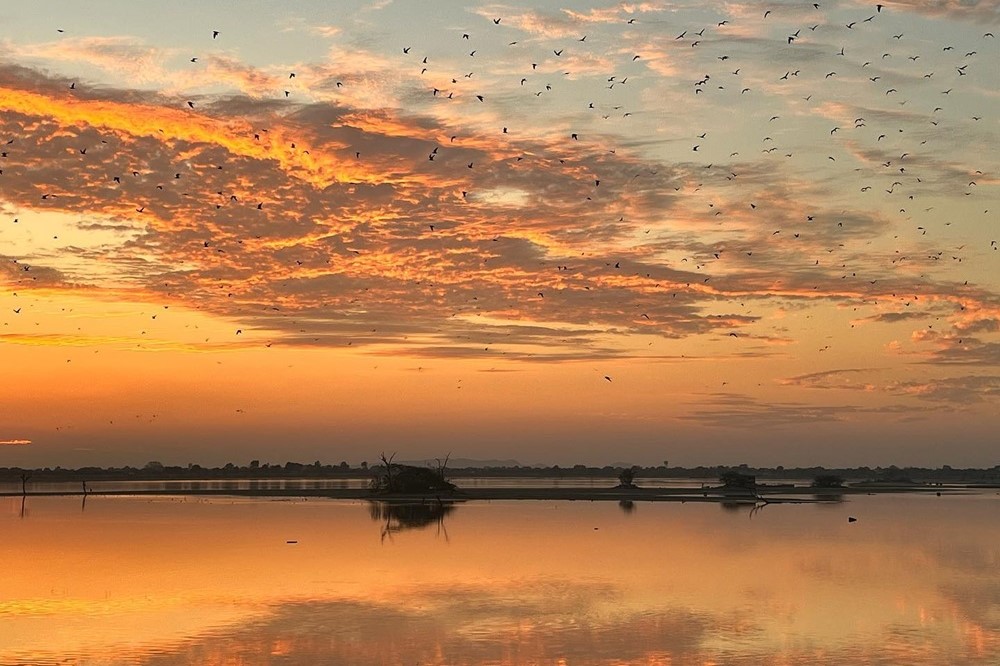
top-left (370, 451), bottom-right (456, 494)
top-left (20, 472), bottom-right (30, 496)
top-left (376, 451), bottom-right (396, 491)
top-left (434, 452), bottom-right (451, 484)
top-left (617, 467), bottom-right (638, 488)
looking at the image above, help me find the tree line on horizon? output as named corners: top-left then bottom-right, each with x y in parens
top-left (3, 460), bottom-right (999, 483)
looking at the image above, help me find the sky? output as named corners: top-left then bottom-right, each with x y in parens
top-left (0, 0), bottom-right (998, 468)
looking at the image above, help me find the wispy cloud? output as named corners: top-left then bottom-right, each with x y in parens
top-left (677, 392), bottom-right (920, 429)
top-left (855, 1), bottom-right (1000, 23)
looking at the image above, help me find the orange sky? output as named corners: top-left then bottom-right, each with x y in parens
top-left (1, 1), bottom-right (998, 466)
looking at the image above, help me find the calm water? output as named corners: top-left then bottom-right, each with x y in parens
top-left (0, 476), bottom-right (732, 494)
top-left (2, 493), bottom-right (998, 665)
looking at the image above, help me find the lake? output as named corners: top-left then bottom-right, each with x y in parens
top-left (0, 476), bottom-right (732, 494)
top-left (2, 492), bottom-right (998, 665)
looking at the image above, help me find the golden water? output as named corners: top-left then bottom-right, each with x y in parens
top-left (1, 493), bottom-right (997, 664)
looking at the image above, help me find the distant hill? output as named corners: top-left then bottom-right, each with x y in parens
top-left (401, 458), bottom-right (524, 469)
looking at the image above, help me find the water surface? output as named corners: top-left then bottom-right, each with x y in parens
top-left (2, 492), bottom-right (998, 664)
top-left (0, 476), bottom-right (730, 494)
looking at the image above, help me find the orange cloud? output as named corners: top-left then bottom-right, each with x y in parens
top-left (0, 59), bottom-right (997, 370)
top-left (0, 86), bottom-right (375, 188)
top-left (0, 439), bottom-right (31, 446)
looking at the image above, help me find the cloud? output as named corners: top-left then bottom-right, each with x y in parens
top-left (0, 11), bottom-right (997, 366)
top-left (919, 337), bottom-right (1000, 366)
top-left (782, 366), bottom-right (1000, 404)
top-left (887, 375), bottom-right (1000, 402)
top-left (0, 77), bottom-right (371, 191)
top-left (780, 368), bottom-right (881, 391)
top-left (0, 439), bottom-right (30, 446)
top-left (678, 392), bottom-right (925, 429)
top-left (13, 36), bottom-right (175, 85)
top-left (469, 7), bottom-right (586, 39)
top-left (192, 56), bottom-right (282, 97)
top-left (857, 0), bottom-right (1000, 23)
top-left (0, 333), bottom-right (243, 352)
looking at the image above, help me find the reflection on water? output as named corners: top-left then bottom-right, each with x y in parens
top-left (0, 477), bottom-right (372, 494)
top-left (142, 585), bottom-right (713, 666)
top-left (0, 475), bottom-right (745, 495)
top-left (368, 500), bottom-right (457, 542)
top-left (1, 494), bottom-right (998, 665)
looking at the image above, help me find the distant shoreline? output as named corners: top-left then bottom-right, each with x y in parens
top-left (4, 464), bottom-right (998, 487)
top-left (2, 483), bottom-right (993, 503)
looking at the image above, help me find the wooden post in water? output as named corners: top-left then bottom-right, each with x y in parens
top-left (20, 473), bottom-right (30, 496)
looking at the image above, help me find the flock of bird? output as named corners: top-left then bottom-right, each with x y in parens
top-left (1, 2), bottom-right (997, 405)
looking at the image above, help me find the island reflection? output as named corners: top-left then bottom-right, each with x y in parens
top-left (368, 499), bottom-right (457, 541)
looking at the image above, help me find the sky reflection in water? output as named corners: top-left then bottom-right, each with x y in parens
top-left (1, 493), bottom-right (998, 665)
